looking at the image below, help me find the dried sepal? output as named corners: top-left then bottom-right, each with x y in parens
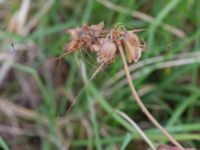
top-left (92, 44), bottom-right (101, 52)
top-left (67, 28), bottom-right (82, 40)
top-left (126, 31), bottom-right (140, 46)
top-left (65, 22), bottom-right (104, 54)
top-left (96, 38), bottom-right (117, 64)
top-left (122, 32), bottom-right (142, 63)
top-left (64, 40), bottom-right (84, 53)
top-left (90, 21), bottom-right (104, 37)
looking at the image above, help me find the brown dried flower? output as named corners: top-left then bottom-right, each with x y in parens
top-left (90, 22), bottom-right (104, 37)
top-left (67, 28), bottom-right (82, 40)
top-left (64, 22), bottom-right (145, 64)
top-left (94, 38), bottom-right (117, 64)
top-left (65, 22), bottom-right (104, 53)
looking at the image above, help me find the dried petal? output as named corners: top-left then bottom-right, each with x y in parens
top-left (66, 22), bottom-right (105, 54)
top-left (126, 31), bottom-right (140, 46)
top-left (122, 32), bottom-right (142, 63)
top-left (134, 47), bottom-right (142, 62)
top-left (97, 38), bottom-right (116, 64)
top-left (92, 44), bottom-right (101, 52)
top-left (67, 28), bottom-right (82, 39)
top-left (90, 22), bottom-right (104, 37)
top-left (123, 39), bottom-right (135, 63)
top-left (82, 25), bottom-right (91, 39)
top-left (65, 40), bottom-right (84, 53)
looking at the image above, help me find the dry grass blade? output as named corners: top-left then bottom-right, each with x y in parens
top-left (0, 99), bottom-right (47, 123)
top-left (8, 0), bottom-right (30, 35)
top-left (58, 62), bottom-right (103, 117)
top-left (23, 0), bottom-right (54, 34)
top-left (104, 52), bottom-right (200, 94)
top-left (0, 124), bottom-right (38, 136)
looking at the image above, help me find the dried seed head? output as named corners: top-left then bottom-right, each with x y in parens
top-left (65, 22), bottom-right (146, 64)
top-left (96, 38), bottom-right (117, 64)
top-left (66, 22), bottom-right (104, 53)
top-left (122, 32), bottom-right (142, 63)
top-left (67, 22), bottom-right (104, 39)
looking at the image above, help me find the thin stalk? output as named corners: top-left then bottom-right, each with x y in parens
top-left (116, 110), bottom-right (156, 150)
top-left (61, 63), bottom-right (104, 116)
top-left (118, 45), bottom-right (185, 150)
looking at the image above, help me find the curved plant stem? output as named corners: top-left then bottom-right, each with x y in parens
top-left (116, 110), bottom-right (157, 150)
top-left (118, 45), bottom-right (185, 150)
top-left (61, 63), bottom-right (104, 116)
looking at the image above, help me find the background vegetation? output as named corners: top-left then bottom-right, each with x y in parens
top-left (0, 0), bottom-right (200, 149)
